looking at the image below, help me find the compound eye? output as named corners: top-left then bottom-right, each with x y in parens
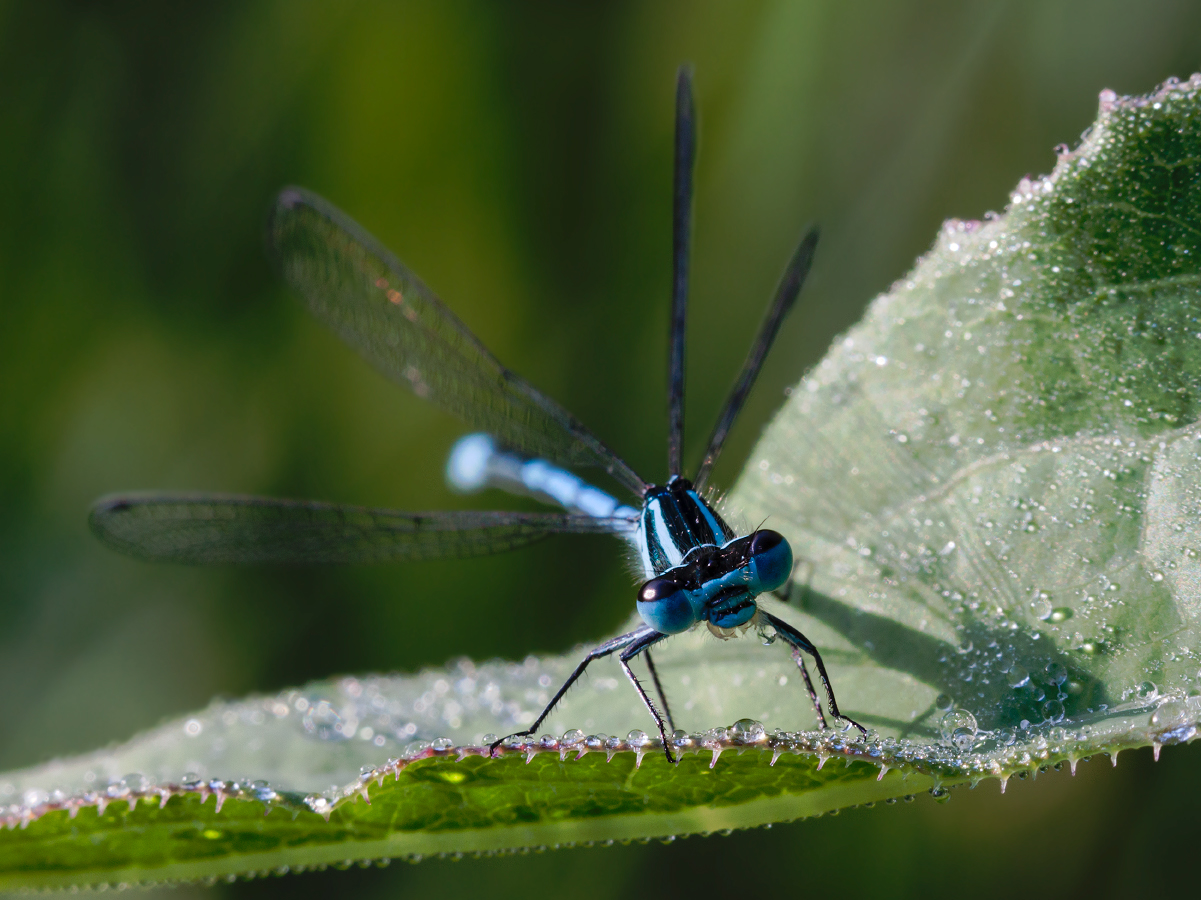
top-left (747, 529), bottom-right (792, 593)
top-left (636, 577), bottom-right (696, 634)
top-left (639, 577), bottom-right (680, 604)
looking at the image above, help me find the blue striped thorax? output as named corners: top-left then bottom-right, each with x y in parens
top-left (637, 477), bottom-right (734, 576)
top-left (634, 478), bottom-right (793, 635)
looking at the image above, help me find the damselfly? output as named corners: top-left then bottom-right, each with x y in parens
top-left (90, 68), bottom-right (865, 763)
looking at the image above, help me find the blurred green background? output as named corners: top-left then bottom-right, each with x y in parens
top-left (4, 0), bottom-right (1201, 896)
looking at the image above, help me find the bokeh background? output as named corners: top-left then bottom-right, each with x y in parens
top-left (4, 1), bottom-right (1201, 896)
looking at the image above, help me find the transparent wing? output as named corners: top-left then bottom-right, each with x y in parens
top-left (90, 494), bottom-right (636, 565)
top-left (268, 188), bottom-right (646, 498)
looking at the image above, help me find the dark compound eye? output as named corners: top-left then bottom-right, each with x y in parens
top-left (636, 576), bottom-right (696, 634)
top-left (749, 529), bottom-right (783, 554)
top-left (639, 577), bottom-right (681, 604)
top-left (747, 529), bottom-right (792, 593)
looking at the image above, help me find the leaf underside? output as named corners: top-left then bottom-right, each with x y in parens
top-left (6, 76), bottom-right (1201, 889)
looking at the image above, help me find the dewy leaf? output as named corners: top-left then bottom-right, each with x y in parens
top-left (5, 76), bottom-right (1201, 889)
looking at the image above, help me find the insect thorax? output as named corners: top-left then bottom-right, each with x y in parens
top-left (636, 478), bottom-right (734, 579)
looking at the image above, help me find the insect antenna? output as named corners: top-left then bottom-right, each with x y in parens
top-left (667, 65), bottom-right (696, 480)
top-left (693, 227), bottom-right (819, 492)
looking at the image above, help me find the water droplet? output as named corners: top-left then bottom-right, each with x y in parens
top-left (1042, 699), bottom-right (1064, 720)
top-left (302, 701), bottom-right (348, 742)
top-left (1137, 681), bottom-right (1160, 702)
top-left (626, 730), bottom-right (650, 748)
top-left (938, 710), bottom-right (978, 751)
top-left (1151, 700), bottom-right (1188, 729)
top-left (934, 694), bottom-right (954, 712)
top-left (1049, 608), bottom-right (1073, 623)
top-left (1029, 593), bottom-right (1053, 620)
top-left (730, 719), bottom-right (766, 742)
top-left (561, 730), bottom-right (584, 746)
top-left (1045, 663), bottom-right (1068, 686)
top-left (1007, 665), bottom-right (1030, 688)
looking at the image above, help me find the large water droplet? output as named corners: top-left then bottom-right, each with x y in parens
top-left (627, 730), bottom-right (650, 748)
top-left (935, 694), bottom-right (954, 712)
top-left (938, 710), bottom-right (979, 751)
top-left (731, 719), bottom-right (767, 742)
top-left (302, 700), bottom-right (348, 742)
top-left (1150, 699), bottom-right (1187, 728)
top-left (1045, 663), bottom-right (1068, 686)
top-left (1029, 593), bottom-right (1053, 620)
top-left (1007, 665), bottom-right (1030, 689)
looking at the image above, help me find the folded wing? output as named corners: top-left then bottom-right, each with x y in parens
top-left (89, 494), bottom-right (635, 565)
top-left (269, 188), bottom-right (646, 498)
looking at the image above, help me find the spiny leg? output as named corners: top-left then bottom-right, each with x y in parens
top-left (489, 625), bottom-right (654, 756)
top-left (763, 611), bottom-right (868, 739)
top-left (790, 647), bottom-right (827, 729)
top-left (643, 649), bottom-right (676, 734)
top-left (619, 632), bottom-right (675, 763)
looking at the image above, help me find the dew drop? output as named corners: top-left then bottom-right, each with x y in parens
top-left (934, 694), bottom-right (954, 712)
top-left (730, 719), bottom-right (767, 742)
top-left (1007, 665), bottom-right (1030, 689)
top-left (1029, 593), bottom-right (1053, 620)
top-left (938, 709), bottom-right (979, 751)
top-left (1049, 608), bottom-right (1073, 624)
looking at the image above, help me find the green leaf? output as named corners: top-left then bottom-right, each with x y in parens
top-left (5, 76), bottom-right (1201, 889)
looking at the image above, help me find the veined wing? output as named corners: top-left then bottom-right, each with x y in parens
top-left (89, 494), bottom-right (636, 565)
top-left (268, 188), bottom-right (646, 498)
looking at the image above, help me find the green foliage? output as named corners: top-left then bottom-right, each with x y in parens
top-left (2, 76), bottom-right (1201, 889)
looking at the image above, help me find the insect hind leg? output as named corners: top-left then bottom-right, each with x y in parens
top-left (762, 611), bottom-right (868, 739)
top-left (791, 648), bottom-right (827, 729)
top-left (489, 625), bottom-right (652, 756)
top-left (619, 632), bottom-right (676, 763)
top-left (643, 649), bottom-right (676, 734)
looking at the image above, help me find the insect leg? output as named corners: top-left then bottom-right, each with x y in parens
top-left (643, 649), bottom-right (676, 733)
top-left (489, 625), bottom-right (654, 756)
top-left (790, 647), bottom-right (827, 729)
top-left (762, 611), bottom-right (868, 739)
top-left (619, 631), bottom-right (676, 763)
